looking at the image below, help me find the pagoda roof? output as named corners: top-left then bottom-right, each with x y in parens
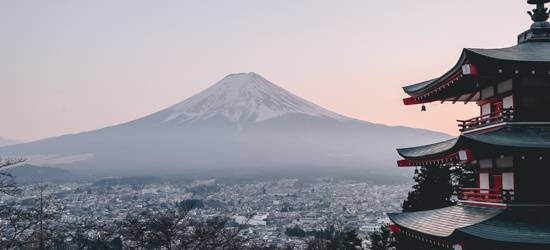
top-left (467, 42), bottom-right (550, 63)
top-left (398, 138), bottom-right (459, 160)
top-left (402, 42), bottom-right (550, 104)
top-left (389, 205), bottom-right (550, 244)
top-left (388, 205), bottom-right (503, 238)
top-left (397, 126), bottom-right (550, 161)
top-left (457, 207), bottom-right (550, 244)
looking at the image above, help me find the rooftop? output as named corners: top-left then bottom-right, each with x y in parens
top-left (397, 125), bottom-right (550, 161)
top-left (388, 205), bottom-right (503, 238)
top-left (389, 205), bottom-right (550, 245)
top-left (401, 1), bottom-right (550, 105)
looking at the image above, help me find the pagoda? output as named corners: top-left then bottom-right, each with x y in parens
top-left (388, 1), bottom-right (550, 249)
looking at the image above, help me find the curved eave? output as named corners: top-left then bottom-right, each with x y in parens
top-left (388, 205), bottom-right (503, 238)
top-left (403, 50), bottom-right (468, 96)
top-left (456, 207), bottom-right (550, 245)
top-left (397, 138), bottom-right (460, 160)
top-left (397, 126), bottom-right (550, 163)
top-left (390, 206), bottom-right (550, 245)
top-left (402, 42), bottom-right (550, 105)
top-left (463, 125), bottom-right (550, 149)
top-left (465, 42), bottom-right (550, 63)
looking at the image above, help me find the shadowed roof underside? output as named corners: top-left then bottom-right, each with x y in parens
top-left (403, 42), bottom-right (550, 97)
top-left (457, 208), bottom-right (550, 244)
top-left (397, 126), bottom-right (550, 160)
top-left (390, 206), bottom-right (550, 244)
top-left (388, 205), bottom-right (503, 237)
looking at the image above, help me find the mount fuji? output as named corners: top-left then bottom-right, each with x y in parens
top-left (0, 73), bottom-right (449, 179)
top-left (164, 72), bottom-right (346, 124)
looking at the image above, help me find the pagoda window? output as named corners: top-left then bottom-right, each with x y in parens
top-left (481, 103), bottom-right (491, 116)
top-left (479, 173), bottom-right (490, 192)
top-left (481, 86), bottom-right (495, 99)
top-left (502, 172), bottom-right (515, 191)
top-left (479, 159), bottom-right (493, 169)
top-left (502, 95), bottom-right (514, 109)
top-left (497, 79), bottom-right (513, 94)
top-left (496, 156), bottom-right (513, 169)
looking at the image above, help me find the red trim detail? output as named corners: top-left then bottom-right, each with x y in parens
top-left (403, 64), bottom-right (479, 106)
top-left (463, 149), bottom-right (473, 161)
top-left (397, 227), bottom-right (459, 248)
top-left (462, 64), bottom-right (478, 76)
top-left (476, 90), bottom-right (514, 106)
top-left (403, 97), bottom-right (423, 105)
top-left (397, 160), bottom-right (415, 167)
top-left (397, 149), bottom-right (473, 167)
top-left (389, 224), bottom-right (401, 233)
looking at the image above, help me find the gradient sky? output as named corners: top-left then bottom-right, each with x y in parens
top-left (1, 0), bottom-right (536, 142)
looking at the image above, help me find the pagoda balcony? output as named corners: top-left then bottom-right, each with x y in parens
top-left (457, 108), bottom-right (514, 132)
top-left (459, 188), bottom-right (515, 204)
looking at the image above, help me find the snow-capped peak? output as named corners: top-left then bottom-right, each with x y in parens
top-left (164, 72), bottom-right (348, 123)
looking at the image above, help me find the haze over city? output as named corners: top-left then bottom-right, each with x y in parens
top-left (1, 0), bottom-right (531, 142)
top-left (3, 1), bottom-right (550, 249)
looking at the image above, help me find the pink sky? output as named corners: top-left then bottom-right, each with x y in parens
top-left (1, 1), bottom-right (534, 141)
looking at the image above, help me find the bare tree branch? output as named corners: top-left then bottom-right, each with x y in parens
top-left (0, 157), bottom-right (26, 168)
top-left (0, 157), bottom-right (26, 196)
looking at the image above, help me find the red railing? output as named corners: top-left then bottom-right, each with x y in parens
top-left (459, 188), bottom-right (515, 203)
top-left (457, 108), bottom-right (514, 132)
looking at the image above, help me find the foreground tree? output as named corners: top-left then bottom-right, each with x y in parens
top-left (29, 183), bottom-right (64, 249)
top-left (0, 205), bottom-right (35, 249)
top-left (0, 157), bottom-right (25, 196)
top-left (451, 166), bottom-right (477, 196)
top-left (0, 157), bottom-right (30, 249)
top-left (402, 166), bottom-right (454, 212)
top-left (368, 225), bottom-right (396, 250)
top-left (65, 219), bottom-right (121, 250)
top-left (120, 204), bottom-right (250, 250)
top-left (305, 226), bottom-right (362, 250)
top-left (1, 182), bottom-right (64, 249)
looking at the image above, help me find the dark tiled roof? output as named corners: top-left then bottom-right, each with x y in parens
top-left (402, 78), bottom-right (438, 95)
top-left (397, 126), bottom-right (550, 160)
top-left (402, 52), bottom-right (466, 96)
top-left (402, 42), bottom-right (550, 96)
top-left (397, 138), bottom-right (459, 159)
top-left (457, 208), bottom-right (550, 244)
top-left (388, 205), bottom-right (503, 237)
top-left (463, 126), bottom-right (550, 149)
top-left (466, 42), bottom-right (550, 63)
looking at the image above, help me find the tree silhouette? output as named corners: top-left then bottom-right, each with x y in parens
top-left (369, 225), bottom-right (396, 250)
top-left (402, 166), bottom-right (454, 212)
top-left (0, 157), bottom-right (25, 196)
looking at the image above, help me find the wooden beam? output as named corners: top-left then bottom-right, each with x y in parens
top-left (463, 91), bottom-right (478, 104)
top-left (452, 95), bottom-right (461, 104)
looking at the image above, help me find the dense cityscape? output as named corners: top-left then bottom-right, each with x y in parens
top-left (2, 176), bottom-right (409, 248)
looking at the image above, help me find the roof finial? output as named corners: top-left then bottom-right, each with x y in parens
top-left (528, 0), bottom-right (550, 22)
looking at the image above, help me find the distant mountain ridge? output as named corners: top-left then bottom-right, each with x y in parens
top-left (0, 73), bottom-right (450, 179)
top-left (0, 137), bottom-right (21, 147)
top-left (4, 165), bottom-right (75, 184)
